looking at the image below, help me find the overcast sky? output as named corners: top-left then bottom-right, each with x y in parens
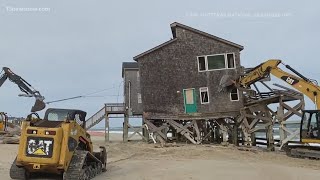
top-left (0, 0), bottom-right (319, 126)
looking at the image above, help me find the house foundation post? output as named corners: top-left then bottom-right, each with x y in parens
top-left (123, 111), bottom-right (129, 142)
top-left (232, 122), bottom-right (239, 146)
top-left (104, 104), bottom-right (109, 143)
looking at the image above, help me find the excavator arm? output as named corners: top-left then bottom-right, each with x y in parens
top-left (238, 59), bottom-right (320, 109)
top-left (0, 67), bottom-right (46, 112)
top-left (236, 59), bottom-right (320, 155)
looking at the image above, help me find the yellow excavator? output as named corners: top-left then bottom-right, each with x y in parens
top-left (10, 108), bottom-right (107, 179)
top-left (229, 59), bottom-right (320, 158)
top-left (0, 67), bottom-right (46, 112)
top-left (0, 112), bottom-right (8, 131)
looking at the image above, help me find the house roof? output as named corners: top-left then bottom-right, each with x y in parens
top-left (122, 62), bottom-right (138, 77)
top-left (133, 38), bottom-right (177, 61)
top-left (133, 22), bottom-right (243, 61)
top-left (170, 22), bottom-right (244, 50)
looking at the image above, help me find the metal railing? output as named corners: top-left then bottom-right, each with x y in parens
top-left (85, 106), bottom-right (106, 130)
top-left (105, 103), bottom-right (125, 113)
top-left (85, 103), bottom-right (126, 130)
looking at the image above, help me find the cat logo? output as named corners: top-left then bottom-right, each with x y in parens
top-left (281, 76), bottom-right (299, 85)
top-left (33, 148), bottom-right (46, 155)
top-left (26, 137), bottom-right (54, 158)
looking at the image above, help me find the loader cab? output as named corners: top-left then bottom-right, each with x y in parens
top-left (300, 110), bottom-right (320, 143)
top-left (40, 108), bottom-right (87, 128)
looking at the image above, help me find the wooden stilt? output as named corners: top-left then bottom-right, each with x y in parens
top-left (104, 104), bottom-right (109, 143)
top-left (251, 132), bottom-right (256, 146)
top-left (123, 111), bottom-right (129, 142)
top-left (266, 124), bottom-right (274, 151)
top-left (142, 116), bottom-right (149, 142)
top-left (232, 122), bottom-right (239, 146)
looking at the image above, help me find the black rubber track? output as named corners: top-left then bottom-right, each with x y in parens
top-left (63, 150), bottom-right (104, 180)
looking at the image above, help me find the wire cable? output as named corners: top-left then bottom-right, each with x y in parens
top-left (46, 84), bottom-right (119, 104)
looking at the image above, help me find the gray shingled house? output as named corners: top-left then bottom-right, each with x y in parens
top-left (134, 22), bottom-right (244, 117)
top-left (133, 22), bottom-right (244, 144)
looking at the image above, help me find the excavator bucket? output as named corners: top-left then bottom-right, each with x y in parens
top-left (31, 99), bottom-right (46, 112)
top-left (218, 75), bottom-right (235, 92)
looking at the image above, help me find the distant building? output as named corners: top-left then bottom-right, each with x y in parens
top-left (8, 117), bottom-right (24, 125)
top-left (133, 22), bottom-right (244, 118)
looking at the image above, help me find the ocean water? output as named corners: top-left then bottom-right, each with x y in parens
top-left (255, 123), bottom-right (300, 140)
top-left (92, 126), bottom-right (300, 142)
top-left (92, 127), bottom-right (141, 134)
top-left (90, 121), bottom-right (302, 146)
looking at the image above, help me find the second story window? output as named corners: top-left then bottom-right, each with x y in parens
top-left (208, 54), bottom-right (225, 70)
top-left (198, 56), bottom-right (206, 71)
top-left (197, 53), bottom-right (235, 71)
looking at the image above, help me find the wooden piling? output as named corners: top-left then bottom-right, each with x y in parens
top-left (104, 104), bottom-right (109, 143)
top-left (123, 110), bottom-right (129, 142)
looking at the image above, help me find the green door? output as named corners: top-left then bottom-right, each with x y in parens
top-left (183, 88), bottom-right (197, 113)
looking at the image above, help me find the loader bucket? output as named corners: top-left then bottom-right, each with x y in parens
top-left (31, 99), bottom-right (46, 112)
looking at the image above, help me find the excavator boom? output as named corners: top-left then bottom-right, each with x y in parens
top-left (238, 59), bottom-right (320, 109)
top-left (233, 59), bottom-right (320, 159)
top-left (239, 59), bottom-right (281, 87)
top-left (0, 67), bottom-right (45, 112)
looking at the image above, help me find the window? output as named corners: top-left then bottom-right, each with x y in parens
top-left (199, 87), bottom-right (209, 104)
top-left (302, 112), bottom-right (320, 139)
top-left (310, 113), bottom-right (319, 138)
top-left (227, 53), bottom-right (235, 68)
top-left (138, 93), bottom-right (142, 104)
top-left (47, 112), bottom-right (68, 121)
top-left (230, 88), bottom-right (239, 101)
top-left (198, 56), bottom-right (206, 71)
top-left (197, 53), bottom-right (235, 71)
top-left (208, 54), bottom-right (225, 70)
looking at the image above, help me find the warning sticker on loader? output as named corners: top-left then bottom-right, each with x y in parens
top-left (26, 137), bottom-right (54, 158)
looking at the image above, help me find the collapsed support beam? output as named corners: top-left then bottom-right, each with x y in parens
top-left (277, 96), bottom-right (304, 148)
top-left (143, 118), bottom-right (238, 145)
top-left (238, 84), bottom-right (305, 150)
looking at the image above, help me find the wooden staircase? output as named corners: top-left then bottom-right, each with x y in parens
top-left (85, 103), bottom-right (125, 130)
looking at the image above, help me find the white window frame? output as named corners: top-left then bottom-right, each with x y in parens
top-left (207, 53), bottom-right (227, 71)
top-left (197, 53), bottom-right (236, 72)
top-left (230, 88), bottom-right (240, 101)
top-left (197, 56), bottom-right (207, 72)
top-left (225, 53), bottom-right (236, 69)
top-left (199, 87), bottom-right (209, 104)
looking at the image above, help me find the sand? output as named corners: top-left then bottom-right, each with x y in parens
top-left (1, 134), bottom-right (320, 180)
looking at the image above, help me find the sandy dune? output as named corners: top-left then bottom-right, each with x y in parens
top-left (1, 134), bottom-right (320, 180)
